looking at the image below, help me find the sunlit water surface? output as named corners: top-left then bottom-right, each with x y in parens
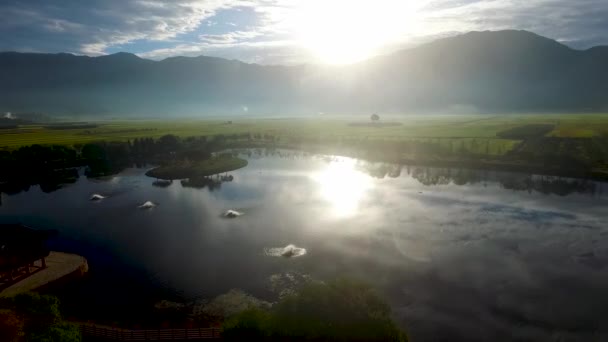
top-left (2, 150), bottom-right (608, 341)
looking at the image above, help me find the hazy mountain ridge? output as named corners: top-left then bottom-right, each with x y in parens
top-left (2, 30), bottom-right (607, 116)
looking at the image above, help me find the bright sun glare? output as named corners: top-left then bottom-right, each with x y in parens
top-left (293, 0), bottom-right (421, 64)
top-left (313, 158), bottom-right (373, 217)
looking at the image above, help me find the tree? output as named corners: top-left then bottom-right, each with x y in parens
top-left (158, 134), bottom-right (180, 152)
top-left (371, 113), bottom-right (380, 123)
top-left (81, 144), bottom-right (105, 161)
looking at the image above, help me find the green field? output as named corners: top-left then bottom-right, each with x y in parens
top-left (2, 114), bottom-right (608, 155)
top-left (0, 114), bottom-right (608, 150)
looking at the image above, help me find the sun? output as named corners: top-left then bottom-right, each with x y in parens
top-left (292, 0), bottom-right (421, 64)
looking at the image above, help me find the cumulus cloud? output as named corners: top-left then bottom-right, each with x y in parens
top-left (0, 0), bottom-right (249, 54)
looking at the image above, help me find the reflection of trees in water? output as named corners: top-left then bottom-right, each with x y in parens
top-left (501, 174), bottom-right (600, 196)
top-left (234, 148), bottom-right (309, 161)
top-left (0, 182), bottom-right (31, 195)
top-left (360, 163), bottom-right (402, 179)
top-left (152, 179), bottom-right (173, 188)
top-left (233, 149), bottom-right (605, 197)
top-left (407, 166), bottom-right (603, 196)
top-left (412, 167), bottom-right (452, 185)
top-left (7, 147), bottom-right (598, 198)
top-left (180, 173), bottom-right (234, 192)
top-left (409, 167), bottom-right (486, 186)
top-left (0, 168), bottom-right (79, 195)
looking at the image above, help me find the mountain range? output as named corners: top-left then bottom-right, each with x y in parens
top-left (1, 30), bottom-right (607, 117)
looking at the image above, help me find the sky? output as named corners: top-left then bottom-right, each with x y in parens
top-left (1, 0), bottom-right (607, 65)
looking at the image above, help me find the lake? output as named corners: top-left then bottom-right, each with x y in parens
top-left (1, 149), bottom-right (607, 341)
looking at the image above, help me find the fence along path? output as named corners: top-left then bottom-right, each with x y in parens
top-left (79, 324), bottom-right (221, 340)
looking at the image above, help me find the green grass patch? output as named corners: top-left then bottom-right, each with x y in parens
top-left (146, 155), bottom-right (248, 180)
top-left (496, 124), bottom-right (555, 139)
top-left (2, 114), bottom-right (608, 157)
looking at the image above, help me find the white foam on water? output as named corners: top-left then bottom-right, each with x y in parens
top-left (223, 209), bottom-right (243, 218)
top-left (90, 194), bottom-right (106, 201)
top-left (265, 244), bottom-right (307, 258)
top-left (138, 201), bottom-right (156, 209)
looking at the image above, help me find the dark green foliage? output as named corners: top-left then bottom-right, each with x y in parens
top-left (81, 143), bottom-right (106, 160)
top-left (496, 124), bottom-right (554, 139)
top-left (44, 124), bottom-right (97, 130)
top-left (0, 132), bottom-right (244, 193)
top-left (180, 147), bottom-right (212, 161)
top-left (157, 134), bottom-right (180, 152)
top-left (506, 137), bottom-right (608, 170)
top-left (82, 143), bottom-right (128, 177)
top-left (222, 279), bottom-right (407, 341)
top-left (25, 321), bottom-right (81, 342)
top-left (146, 155), bottom-right (248, 180)
top-left (2, 293), bottom-right (81, 342)
top-left (12, 293), bottom-right (61, 331)
top-left (221, 308), bottom-right (272, 340)
top-left (0, 145), bottom-right (81, 193)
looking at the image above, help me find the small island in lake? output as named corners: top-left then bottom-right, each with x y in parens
top-left (145, 155), bottom-right (248, 180)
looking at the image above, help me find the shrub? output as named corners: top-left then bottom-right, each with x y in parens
top-left (222, 279), bottom-right (407, 341)
top-left (3, 293), bottom-right (81, 342)
top-left (222, 308), bottom-right (272, 340)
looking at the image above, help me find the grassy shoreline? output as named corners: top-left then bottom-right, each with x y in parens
top-left (145, 156), bottom-right (248, 180)
top-left (2, 115), bottom-right (608, 182)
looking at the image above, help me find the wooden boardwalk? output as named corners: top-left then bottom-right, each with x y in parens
top-left (0, 252), bottom-right (88, 297)
top-left (79, 324), bottom-right (221, 341)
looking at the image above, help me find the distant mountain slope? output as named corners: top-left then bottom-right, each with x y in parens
top-left (350, 30), bottom-right (607, 112)
top-left (1, 30), bottom-right (607, 116)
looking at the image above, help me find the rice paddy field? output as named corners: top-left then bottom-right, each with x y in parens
top-left (1, 114), bottom-right (608, 155)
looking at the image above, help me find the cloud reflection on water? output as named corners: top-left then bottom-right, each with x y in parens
top-left (1, 150), bottom-right (608, 341)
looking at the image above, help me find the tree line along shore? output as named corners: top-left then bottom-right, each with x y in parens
top-left (1, 118), bottom-right (608, 194)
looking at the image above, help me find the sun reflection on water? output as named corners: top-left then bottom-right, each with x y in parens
top-left (312, 158), bottom-right (373, 217)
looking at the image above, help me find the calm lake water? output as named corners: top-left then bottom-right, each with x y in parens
top-left (2, 149), bottom-right (608, 341)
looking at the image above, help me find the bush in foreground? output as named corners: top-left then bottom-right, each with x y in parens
top-left (0, 293), bottom-right (81, 342)
top-left (222, 279), bottom-right (407, 341)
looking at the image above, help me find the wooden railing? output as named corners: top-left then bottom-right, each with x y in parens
top-left (79, 324), bottom-right (221, 340)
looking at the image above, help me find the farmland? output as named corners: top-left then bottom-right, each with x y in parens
top-left (2, 114), bottom-right (608, 150)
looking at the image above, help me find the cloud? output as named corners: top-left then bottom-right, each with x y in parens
top-left (137, 38), bottom-right (302, 64)
top-left (0, 0), bottom-right (607, 63)
top-left (0, 0), bottom-right (250, 54)
top-left (417, 0), bottom-right (608, 47)
top-left (199, 30), bottom-right (264, 44)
